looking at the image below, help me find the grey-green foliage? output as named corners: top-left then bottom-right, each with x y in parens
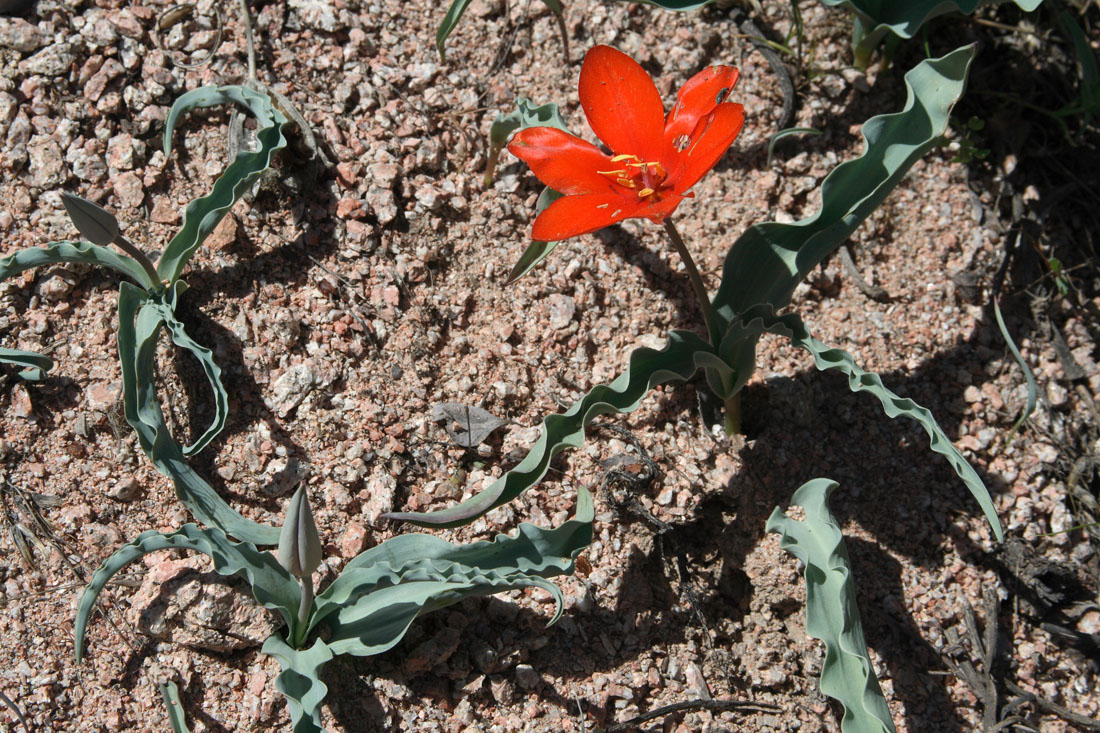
top-left (0, 346), bottom-right (52, 381)
top-left (388, 45), bottom-right (1003, 542)
top-left (0, 85), bottom-right (289, 535)
top-left (437, 0), bottom-right (565, 61)
top-left (158, 85), bottom-right (289, 284)
top-left (75, 490), bottom-right (593, 732)
top-left (818, 0), bottom-right (1043, 66)
top-left (116, 282), bottom-right (279, 544)
top-left (158, 679), bottom-right (190, 733)
top-left (484, 97), bottom-right (572, 282)
top-left (766, 479), bottom-right (896, 733)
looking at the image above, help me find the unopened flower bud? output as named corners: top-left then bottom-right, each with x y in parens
top-left (278, 485), bottom-right (322, 579)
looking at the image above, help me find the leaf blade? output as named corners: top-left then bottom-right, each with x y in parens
top-left (766, 479), bottom-right (897, 733)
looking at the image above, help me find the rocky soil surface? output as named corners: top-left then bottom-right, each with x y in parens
top-left (0, 0), bottom-right (1097, 730)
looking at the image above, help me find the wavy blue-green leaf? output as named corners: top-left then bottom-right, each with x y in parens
top-left (714, 305), bottom-right (1003, 541)
top-left (0, 346), bottom-right (52, 381)
top-left (389, 307), bottom-right (1000, 539)
top-left (156, 295), bottom-right (229, 455)
top-left (74, 524), bottom-right (301, 663)
top-left (635, 0), bottom-right (714, 8)
top-left (0, 240), bottom-right (155, 291)
top-left (767, 479), bottom-right (896, 733)
top-left (158, 679), bottom-right (190, 733)
top-left (486, 96), bottom-right (572, 187)
top-left (319, 496), bottom-right (593, 657)
top-left (710, 44), bottom-right (976, 397)
top-left (158, 85), bottom-right (288, 284)
top-left (321, 488), bottom-right (594, 629)
top-left (993, 298), bottom-right (1035, 443)
top-left (384, 331), bottom-right (714, 527)
top-left (262, 636), bottom-right (334, 733)
top-left (821, 0), bottom-right (1041, 66)
top-left (1055, 10), bottom-right (1100, 120)
top-left (117, 282), bottom-right (280, 544)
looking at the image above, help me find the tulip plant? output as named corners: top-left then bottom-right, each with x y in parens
top-left (0, 85), bottom-right (290, 543)
top-left (75, 484), bottom-right (592, 732)
top-left (386, 43), bottom-right (1004, 731)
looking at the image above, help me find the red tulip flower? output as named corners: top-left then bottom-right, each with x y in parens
top-left (508, 45), bottom-right (744, 242)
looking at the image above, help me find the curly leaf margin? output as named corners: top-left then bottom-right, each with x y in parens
top-left (766, 479), bottom-right (897, 733)
top-left (74, 524), bottom-right (301, 663)
top-left (391, 304), bottom-right (1001, 540)
top-left (384, 331), bottom-right (714, 526)
top-left (117, 282), bottom-right (280, 544)
top-left (262, 635), bottom-right (334, 733)
top-left (158, 85), bottom-right (289, 284)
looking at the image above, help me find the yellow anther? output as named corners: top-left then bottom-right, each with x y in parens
top-left (611, 209), bottom-right (623, 218)
top-left (616, 177), bottom-right (635, 188)
top-left (611, 153), bottom-right (640, 163)
top-left (638, 188), bottom-right (655, 198)
top-left (596, 169), bottom-right (628, 177)
top-left (596, 203), bottom-right (609, 209)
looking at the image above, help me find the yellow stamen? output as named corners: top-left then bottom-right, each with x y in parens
top-left (611, 153), bottom-right (640, 163)
top-left (616, 177), bottom-right (635, 188)
top-left (596, 203), bottom-right (609, 209)
top-left (638, 188), bottom-right (655, 198)
top-left (596, 168), bottom-right (627, 176)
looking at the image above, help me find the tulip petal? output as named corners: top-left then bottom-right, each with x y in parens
top-left (670, 102), bottom-right (745, 193)
top-left (664, 65), bottom-right (740, 144)
top-left (531, 191), bottom-right (685, 241)
top-left (579, 45), bottom-right (665, 161)
top-left (508, 127), bottom-right (617, 195)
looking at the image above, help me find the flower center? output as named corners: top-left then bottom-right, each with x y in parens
top-left (597, 153), bottom-right (668, 200)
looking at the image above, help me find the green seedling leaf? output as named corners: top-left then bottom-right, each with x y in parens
top-left (60, 192), bottom-right (120, 247)
top-left (767, 479), bottom-right (896, 733)
top-left (117, 282), bottom-right (279, 545)
top-left (486, 97), bottom-right (571, 186)
top-left (0, 240), bottom-right (156, 291)
top-left (262, 636), bottom-right (334, 733)
top-left (436, 0), bottom-right (473, 61)
top-left (158, 85), bottom-right (289, 284)
top-left (820, 0), bottom-right (1041, 66)
top-left (432, 402), bottom-right (505, 448)
top-left (0, 347), bottom-right (53, 381)
top-left (993, 299), bottom-right (1036, 444)
top-left (505, 187), bottom-right (565, 284)
top-left (74, 523), bottom-right (301, 663)
top-left (279, 485), bottom-right (323, 580)
top-left (158, 679), bottom-right (190, 733)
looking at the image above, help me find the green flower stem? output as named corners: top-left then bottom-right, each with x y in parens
top-left (295, 576), bottom-right (314, 647)
top-left (723, 390), bottom-right (742, 435)
top-left (662, 219), bottom-right (717, 345)
top-left (114, 234), bottom-right (161, 286)
top-left (663, 219), bottom-right (742, 435)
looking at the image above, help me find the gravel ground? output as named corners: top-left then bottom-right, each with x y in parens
top-left (0, 0), bottom-right (1097, 730)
